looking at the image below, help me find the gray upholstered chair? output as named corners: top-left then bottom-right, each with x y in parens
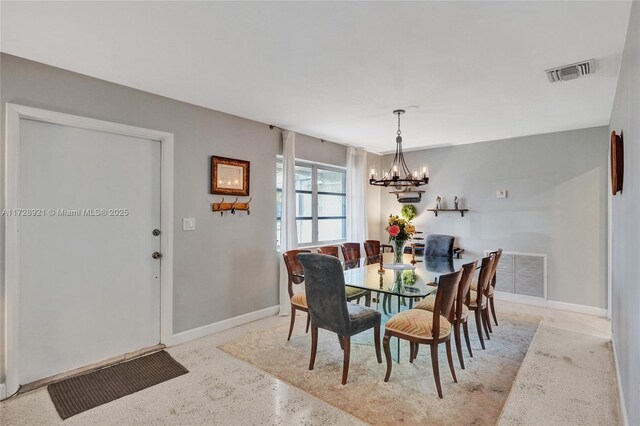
top-left (297, 253), bottom-right (382, 385)
top-left (425, 234), bottom-right (455, 257)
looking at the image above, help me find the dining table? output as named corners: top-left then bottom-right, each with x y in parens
top-left (296, 252), bottom-right (473, 361)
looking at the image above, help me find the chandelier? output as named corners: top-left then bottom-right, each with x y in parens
top-left (369, 109), bottom-right (429, 189)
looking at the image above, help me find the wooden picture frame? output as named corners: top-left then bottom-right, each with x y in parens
top-left (211, 156), bottom-right (250, 196)
top-left (610, 131), bottom-right (624, 195)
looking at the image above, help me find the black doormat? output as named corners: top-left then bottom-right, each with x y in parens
top-left (47, 350), bottom-right (188, 419)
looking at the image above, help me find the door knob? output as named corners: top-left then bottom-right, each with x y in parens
top-left (152, 252), bottom-right (162, 259)
top-left (152, 229), bottom-right (161, 236)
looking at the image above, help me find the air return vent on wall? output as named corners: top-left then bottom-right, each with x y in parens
top-left (546, 59), bottom-right (595, 83)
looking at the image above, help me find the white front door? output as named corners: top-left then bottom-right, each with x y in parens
top-left (18, 118), bottom-right (162, 384)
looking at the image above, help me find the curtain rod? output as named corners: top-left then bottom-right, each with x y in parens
top-left (269, 124), bottom-right (328, 143)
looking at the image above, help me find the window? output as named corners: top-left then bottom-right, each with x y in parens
top-left (276, 158), bottom-right (346, 247)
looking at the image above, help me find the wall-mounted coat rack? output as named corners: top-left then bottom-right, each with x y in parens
top-left (212, 197), bottom-right (251, 216)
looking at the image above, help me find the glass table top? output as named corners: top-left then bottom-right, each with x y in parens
top-left (342, 253), bottom-right (468, 298)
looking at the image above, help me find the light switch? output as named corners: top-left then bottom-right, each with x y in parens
top-left (183, 218), bottom-right (196, 231)
top-left (496, 190), bottom-right (507, 199)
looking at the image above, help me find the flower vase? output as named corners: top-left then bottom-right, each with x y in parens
top-left (392, 239), bottom-right (407, 264)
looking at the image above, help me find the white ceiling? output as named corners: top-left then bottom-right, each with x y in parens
top-left (0, 1), bottom-right (631, 153)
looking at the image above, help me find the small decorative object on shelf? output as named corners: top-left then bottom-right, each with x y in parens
top-left (454, 196), bottom-right (459, 210)
top-left (435, 196), bottom-right (442, 210)
top-left (212, 197), bottom-right (251, 216)
top-left (386, 214), bottom-right (416, 265)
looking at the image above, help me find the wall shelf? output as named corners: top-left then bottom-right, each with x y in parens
top-left (427, 208), bottom-right (469, 217)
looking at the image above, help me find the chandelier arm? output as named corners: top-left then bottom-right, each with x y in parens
top-left (399, 153), bottom-right (413, 177)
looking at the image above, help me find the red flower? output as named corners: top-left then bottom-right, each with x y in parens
top-left (388, 225), bottom-right (400, 237)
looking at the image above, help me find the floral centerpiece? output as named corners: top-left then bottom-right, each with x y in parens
top-left (386, 214), bottom-right (416, 264)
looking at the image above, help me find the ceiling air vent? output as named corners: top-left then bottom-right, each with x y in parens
top-left (546, 59), bottom-right (595, 83)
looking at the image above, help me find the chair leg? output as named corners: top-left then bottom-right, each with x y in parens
top-left (485, 306), bottom-right (493, 334)
top-left (414, 343), bottom-right (420, 359)
top-left (482, 308), bottom-right (491, 340)
top-left (475, 310), bottom-right (485, 350)
top-left (287, 306), bottom-right (296, 341)
top-left (365, 291), bottom-right (371, 307)
top-left (305, 313), bottom-right (310, 333)
top-left (490, 296), bottom-right (498, 326)
top-left (409, 342), bottom-right (415, 363)
top-left (339, 335), bottom-right (344, 350)
top-left (445, 339), bottom-right (457, 383)
top-left (341, 336), bottom-right (351, 385)
top-left (383, 333), bottom-right (392, 382)
top-left (430, 343), bottom-right (443, 399)
top-left (309, 326), bottom-right (318, 370)
top-left (374, 325), bottom-right (382, 363)
top-left (356, 296), bottom-right (362, 305)
top-left (463, 321), bottom-right (473, 357)
top-left (453, 322), bottom-right (465, 369)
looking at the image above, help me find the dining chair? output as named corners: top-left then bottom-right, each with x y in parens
top-left (425, 234), bottom-right (455, 258)
top-left (341, 242), bottom-right (361, 262)
top-left (414, 260), bottom-right (478, 369)
top-left (363, 240), bottom-right (381, 257)
top-left (317, 245), bottom-right (339, 258)
top-left (470, 248), bottom-right (503, 328)
top-left (316, 247), bottom-right (370, 306)
top-left (468, 254), bottom-right (496, 350)
top-left (283, 249), bottom-right (312, 341)
top-left (383, 269), bottom-right (463, 398)
top-left (297, 253), bottom-right (382, 385)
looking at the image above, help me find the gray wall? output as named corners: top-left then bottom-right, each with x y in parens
top-left (380, 127), bottom-right (609, 309)
top-left (609, 2), bottom-right (639, 423)
top-left (0, 54), bottom-right (343, 382)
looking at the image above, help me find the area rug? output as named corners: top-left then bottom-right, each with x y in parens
top-left (219, 309), bottom-right (541, 425)
top-left (48, 350), bottom-right (188, 419)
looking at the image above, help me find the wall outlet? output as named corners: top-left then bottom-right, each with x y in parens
top-left (496, 190), bottom-right (508, 199)
top-left (183, 217), bottom-right (196, 231)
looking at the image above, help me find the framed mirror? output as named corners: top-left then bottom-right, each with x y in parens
top-left (211, 156), bottom-right (250, 196)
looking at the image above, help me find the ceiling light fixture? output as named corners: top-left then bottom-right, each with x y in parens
top-left (369, 109), bottom-right (429, 190)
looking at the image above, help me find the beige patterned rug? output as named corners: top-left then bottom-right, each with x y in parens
top-left (219, 307), bottom-right (541, 426)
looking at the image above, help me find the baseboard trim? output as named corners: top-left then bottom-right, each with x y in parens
top-left (494, 291), bottom-right (607, 317)
top-left (546, 300), bottom-right (607, 317)
top-left (611, 332), bottom-right (629, 426)
top-left (166, 305), bottom-right (279, 346)
top-left (494, 291), bottom-right (547, 307)
top-left (0, 383), bottom-right (6, 400)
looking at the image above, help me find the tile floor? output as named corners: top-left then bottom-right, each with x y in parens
top-left (1, 301), bottom-right (621, 425)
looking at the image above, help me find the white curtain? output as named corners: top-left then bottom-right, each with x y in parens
top-left (279, 130), bottom-right (298, 316)
top-left (346, 146), bottom-right (369, 243)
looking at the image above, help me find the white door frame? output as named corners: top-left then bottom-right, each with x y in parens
top-left (3, 103), bottom-right (174, 397)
